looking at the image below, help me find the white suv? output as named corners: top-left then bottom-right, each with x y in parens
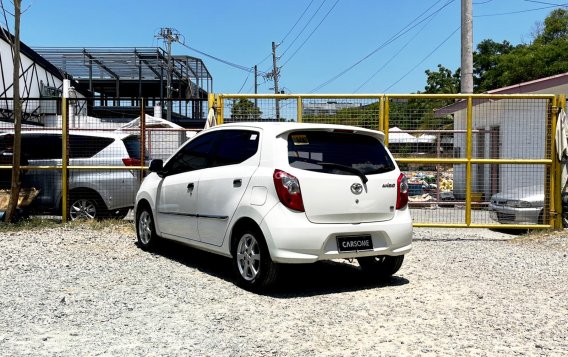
top-left (0, 131), bottom-right (146, 220)
top-left (135, 123), bottom-right (412, 290)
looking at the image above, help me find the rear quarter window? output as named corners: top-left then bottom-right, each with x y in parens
top-left (288, 131), bottom-right (395, 175)
top-left (122, 135), bottom-right (149, 160)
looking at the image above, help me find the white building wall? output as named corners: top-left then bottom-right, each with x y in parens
top-left (0, 35), bottom-right (63, 124)
top-left (453, 99), bottom-right (547, 199)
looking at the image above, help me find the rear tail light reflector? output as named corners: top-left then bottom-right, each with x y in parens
top-left (273, 169), bottom-right (305, 212)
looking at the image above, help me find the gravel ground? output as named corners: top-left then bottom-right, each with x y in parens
top-left (0, 224), bottom-right (567, 356)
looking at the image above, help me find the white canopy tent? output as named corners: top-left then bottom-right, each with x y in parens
top-left (117, 114), bottom-right (197, 160)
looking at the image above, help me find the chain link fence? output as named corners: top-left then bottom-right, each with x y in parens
top-left (216, 93), bottom-right (561, 229)
top-left (0, 94), bottom-right (561, 229)
top-left (0, 98), bottom-right (195, 221)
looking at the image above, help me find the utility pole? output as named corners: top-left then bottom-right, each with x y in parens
top-left (156, 28), bottom-right (180, 121)
top-left (5, 0), bottom-right (22, 222)
top-left (271, 41), bottom-right (281, 120)
top-left (461, 0), bottom-right (473, 93)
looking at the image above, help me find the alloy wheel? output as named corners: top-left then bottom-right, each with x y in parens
top-left (138, 210), bottom-right (153, 245)
top-left (236, 233), bottom-right (261, 281)
top-left (70, 199), bottom-right (97, 220)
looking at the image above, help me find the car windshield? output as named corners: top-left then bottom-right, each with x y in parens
top-left (287, 131), bottom-right (395, 175)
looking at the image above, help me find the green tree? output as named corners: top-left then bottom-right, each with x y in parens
top-left (424, 64), bottom-right (460, 94)
top-left (535, 8), bottom-right (568, 44)
top-left (473, 39), bottom-right (515, 92)
top-left (230, 99), bottom-right (262, 121)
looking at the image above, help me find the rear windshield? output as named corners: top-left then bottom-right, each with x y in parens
top-left (288, 131), bottom-right (395, 175)
top-left (122, 135), bottom-right (149, 160)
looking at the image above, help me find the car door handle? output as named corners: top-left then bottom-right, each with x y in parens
top-left (187, 183), bottom-right (194, 192)
top-left (233, 179), bottom-right (242, 188)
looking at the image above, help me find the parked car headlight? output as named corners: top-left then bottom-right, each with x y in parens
top-left (506, 200), bottom-right (532, 208)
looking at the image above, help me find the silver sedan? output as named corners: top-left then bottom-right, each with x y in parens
top-left (489, 185), bottom-right (544, 224)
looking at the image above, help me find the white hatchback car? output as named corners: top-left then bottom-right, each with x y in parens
top-left (135, 123), bottom-right (412, 290)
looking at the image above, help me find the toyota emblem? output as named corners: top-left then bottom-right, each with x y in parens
top-left (350, 183), bottom-right (363, 195)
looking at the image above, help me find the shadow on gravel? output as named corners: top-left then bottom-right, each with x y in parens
top-left (489, 228), bottom-right (531, 236)
top-left (141, 240), bottom-right (235, 284)
top-left (137, 240), bottom-right (409, 297)
top-left (266, 261), bottom-right (409, 298)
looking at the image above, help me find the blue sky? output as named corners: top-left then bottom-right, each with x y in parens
top-left (13, 0), bottom-right (565, 94)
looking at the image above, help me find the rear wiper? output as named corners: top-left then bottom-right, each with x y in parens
top-left (319, 162), bottom-right (368, 184)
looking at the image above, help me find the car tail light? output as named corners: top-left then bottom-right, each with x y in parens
top-left (122, 158), bottom-right (142, 166)
top-left (396, 173), bottom-right (409, 209)
top-left (273, 169), bottom-right (305, 212)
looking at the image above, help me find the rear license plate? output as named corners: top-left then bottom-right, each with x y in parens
top-left (337, 235), bottom-right (373, 252)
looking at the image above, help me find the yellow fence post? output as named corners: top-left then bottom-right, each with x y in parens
top-left (552, 95), bottom-right (565, 229)
top-left (383, 96), bottom-right (390, 145)
top-left (297, 96), bottom-right (303, 123)
top-left (465, 96), bottom-right (473, 226)
top-left (218, 95), bottom-right (224, 125)
top-left (61, 97), bottom-right (68, 223)
top-left (208, 93), bottom-right (215, 112)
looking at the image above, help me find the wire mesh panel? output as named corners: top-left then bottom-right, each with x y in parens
top-left (0, 94), bottom-right (558, 228)
top-left (388, 95), bottom-right (554, 227)
top-left (0, 97), bottom-right (198, 221)
top-left (301, 98), bottom-right (381, 129)
top-left (399, 163), bottom-right (466, 224)
top-left (66, 112), bottom-right (194, 220)
top-left (471, 164), bottom-right (550, 225)
top-left (468, 98), bottom-right (552, 226)
top-left (216, 93), bottom-right (558, 228)
top-left (220, 96), bottom-right (382, 130)
top-left (0, 99), bottom-right (64, 218)
top-left (224, 97), bottom-right (299, 122)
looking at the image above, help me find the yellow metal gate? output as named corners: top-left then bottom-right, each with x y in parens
top-left (211, 93), bottom-right (563, 229)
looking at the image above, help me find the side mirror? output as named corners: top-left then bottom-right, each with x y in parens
top-left (148, 159), bottom-right (163, 173)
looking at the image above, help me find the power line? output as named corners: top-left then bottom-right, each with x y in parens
top-left (280, 0), bottom-right (328, 58)
top-left (523, 0), bottom-right (567, 6)
top-left (281, 0), bottom-right (316, 44)
top-left (256, 53), bottom-right (273, 67)
top-left (179, 42), bottom-right (261, 74)
top-left (382, 26), bottom-right (461, 93)
top-left (476, 2), bottom-right (568, 17)
top-left (237, 71), bottom-right (251, 94)
top-left (255, 1), bottom-right (316, 71)
top-left (354, 7), bottom-right (440, 93)
top-left (281, 0), bottom-right (341, 68)
top-left (309, 0), bottom-right (454, 93)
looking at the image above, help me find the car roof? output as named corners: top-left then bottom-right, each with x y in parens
top-left (205, 122), bottom-right (385, 141)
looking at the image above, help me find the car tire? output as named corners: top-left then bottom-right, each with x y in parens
top-left (136, 205), bottom-right (160, 251)
top-left (357, 255), bottom-right (404, 279)
top-left (232, 226), bottom-right (279, 291)
top-left (69, 193), bottom-right (106, 220)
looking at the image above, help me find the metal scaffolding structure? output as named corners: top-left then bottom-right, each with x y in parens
top-left (34, 47), bottom-right (213, 125)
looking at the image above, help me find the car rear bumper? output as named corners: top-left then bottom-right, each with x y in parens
top-left (488, 203), bottom-right (542, 224)
top-left (260, 204), bottom-right (413, 264)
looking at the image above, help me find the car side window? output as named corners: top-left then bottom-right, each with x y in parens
top-left (212, 130), bottom-right (259, 167)
top-left (23, 135), bottom-right (62, 160)
top-left (165, 132), bottom-right (217, 175)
